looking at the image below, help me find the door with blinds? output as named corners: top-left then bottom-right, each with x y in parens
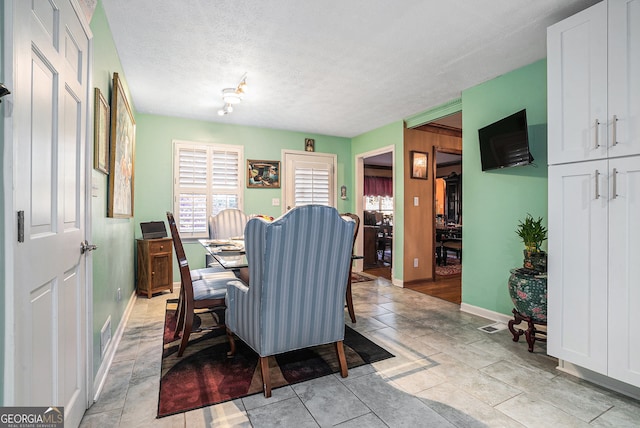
top-left (283, 151), bottom-right (337, 211)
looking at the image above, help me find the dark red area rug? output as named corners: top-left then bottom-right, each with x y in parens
top-left (158, 300), bottom-right (394, 418)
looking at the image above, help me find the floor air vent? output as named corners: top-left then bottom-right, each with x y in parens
top-left (477, 322), bottom-right (507, 334)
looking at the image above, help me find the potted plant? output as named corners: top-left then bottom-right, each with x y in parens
top-left (516, 214), bottom-right (548, 273)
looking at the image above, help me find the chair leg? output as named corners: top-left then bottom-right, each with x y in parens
top-left (346, 268), bottom-right (356, 323)
top-left (174, 288), bottom-right (185, 339)
top-left (226, 328), bottom-right (236, 357)
top-left (260, 356), bottom-right (271, 398)
top-left (177, 301), bottom-right (194, 357)
top-left (335, 341), bottom-right (348, 378)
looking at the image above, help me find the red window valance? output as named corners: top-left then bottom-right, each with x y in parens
top-left (364, 176), bottom-right (393, 197)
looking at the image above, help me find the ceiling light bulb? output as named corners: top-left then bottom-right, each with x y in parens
top-left (226, 104), bottom-right (233, 113)
top-left (222, 88), bottom-right (242, 104)
top-left (218, 109), bottom-right (226, 116)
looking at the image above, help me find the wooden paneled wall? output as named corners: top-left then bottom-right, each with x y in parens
top-left (403, 127), bottom-right (462, 283)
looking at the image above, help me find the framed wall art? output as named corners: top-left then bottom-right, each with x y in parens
top-left (304, 138), bottom-right (315, 152)
top-left (93, 87), bottom-right (110, 174)
top-left (410, 150), bottom-right (428, 179)
top-left (247, 160), bottom-right (280, 188)
top-left (108, 72), bottom-right (136, 218)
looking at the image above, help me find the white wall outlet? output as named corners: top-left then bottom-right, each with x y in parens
top-left (413, 258), bottom-right (419, 268)
top-left (413, 197), bottom-right (419, 206)
top-left (116, 288), bottom-right (122, 302)
top-left (272, 198), bottom-right (280, 206)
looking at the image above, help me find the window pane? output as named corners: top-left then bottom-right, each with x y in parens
top-left (211, 194), bottom-right (238, 215)
top-left (178, 193), bottom-right (207, 233)
top-left (364, 195), bottom-right (380, 211)
top-left (380, 196), bottom-right (394, 212)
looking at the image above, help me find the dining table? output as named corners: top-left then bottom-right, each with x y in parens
top-left (199, 238), bottom-right (363, 321)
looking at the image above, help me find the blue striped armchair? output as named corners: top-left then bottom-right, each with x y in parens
top-left (225, 205), bottom-right (356, 397)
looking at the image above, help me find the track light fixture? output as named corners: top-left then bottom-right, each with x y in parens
top-left (217, 74), bottom-right (247, 116)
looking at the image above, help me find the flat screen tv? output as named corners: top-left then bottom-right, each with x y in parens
top-left (478, 109), bottom-right (533, 171)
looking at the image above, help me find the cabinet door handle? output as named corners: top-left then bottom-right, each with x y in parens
top-left (612, 168), bottom-right (618, 199)
top-left (595, 169), bottom-right (600, 199)
top-left (594, 119), bottom-right (600, 149)
top-left (612, 115), bottom-right (618, 146)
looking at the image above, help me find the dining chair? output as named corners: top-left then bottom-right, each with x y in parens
top-left (225, 205), bottom-right (356, 397)
top-left (166, 212), bottom-right (237, 357)
top-left (341, 213), bottom-right (360, 323)
top-left (208, 208), bottom-right (249, 239)
top-left (207, 209), bottom-right (249, 267)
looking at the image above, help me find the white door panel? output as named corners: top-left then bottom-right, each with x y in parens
top-left (608, 0), bottom-right (640, 159)
top-left (9, 1), bottom-right (90, 426)
top-left (547, 1), bottom-right (607, 164)
top-left (548, 161), bottom-right (608, 374)
top-left (608, 156), bottom-right (640, 385)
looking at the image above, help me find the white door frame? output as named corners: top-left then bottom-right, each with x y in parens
top-left (354, 145), bottom-right (395, 275)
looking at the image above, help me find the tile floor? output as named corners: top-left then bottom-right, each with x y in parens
top-left (80, 278), bottom-right (640, 427)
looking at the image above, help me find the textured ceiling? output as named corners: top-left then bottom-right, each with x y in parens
top-left (101, 0), bottom-right (598, 138)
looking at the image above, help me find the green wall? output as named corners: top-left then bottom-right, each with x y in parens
top-left (460, 59), bottom-right (548, 316)
top-left (90, 1), bottom-right (137, 378)
top-left (351, 121), bottom-right (404, 281)
top-left (134, 114), bottom-right (352, 277)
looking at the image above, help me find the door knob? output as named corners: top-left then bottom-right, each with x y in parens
top-left (80, 240), bottom-right (98, 254)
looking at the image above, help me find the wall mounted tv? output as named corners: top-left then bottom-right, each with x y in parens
top-left (478, 109), bottom-right (533, 171)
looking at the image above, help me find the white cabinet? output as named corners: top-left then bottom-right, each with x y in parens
top-left (548, 0), bottom-right (640, 165)
top-left (548, 161), bottom-right (608, 374)
top-left (548, 0), bottom-right (640, 389)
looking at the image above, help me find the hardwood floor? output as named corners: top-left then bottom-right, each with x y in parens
top-left (363, 266), bottom-right (391, 280)
top-left (404, 273), bottom-right (461, 304)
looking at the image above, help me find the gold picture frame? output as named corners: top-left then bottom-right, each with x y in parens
top-left (93, 88), bottom-right (110, 174)
top-left (108, 72), bottom-right (136, 218)
top-left (247, 160), bottom-right (280, 188)
top-left (410, 150), bottom-right (428, 179)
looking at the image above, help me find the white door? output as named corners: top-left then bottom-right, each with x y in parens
top-left (547, 1), bottom-right (607, 165)
top-left (547, 161), bottom-right (608, 375)
top-left (283, 151), bottom-right (337, 211)
top-left (608, 0), bottom-right (640, 159)
top-left (8, 1), bottom-right (91, 426)
top-left (608, 155), bottom-right (640, 386)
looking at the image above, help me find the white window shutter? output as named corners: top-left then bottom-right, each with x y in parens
top-left (294, 166), bottom-right (330, 206)
top-left (174, 142), bottom-right (243, 237)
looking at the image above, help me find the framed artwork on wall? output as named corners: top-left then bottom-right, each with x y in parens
top-left (108, 72), bottom-right (136, 218)
top-left (247, 160), bottom-right (280, 188)
top-left (410, 150), bottom-right (428, 179)
top-left (304, 138), bottom-right (315, 152)
top-left (94, 87), bottom-right (110, 174)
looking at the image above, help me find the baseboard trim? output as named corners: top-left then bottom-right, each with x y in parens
top-left (459, 303), bottom-right (513, 324)
top-left (91, 290), bottom-right (137, 403)
top-left (557, 360), bottom-right (640, 401)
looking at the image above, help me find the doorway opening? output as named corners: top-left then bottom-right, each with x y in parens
top-left (355, 147), bottom-right (394, 282)
top-left (405, 112), bottom-right (462, 303)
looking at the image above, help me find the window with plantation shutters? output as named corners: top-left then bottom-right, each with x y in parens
top-left (283, 151), bottom-right (336, 210)
top-left (173, 141), bottom-right (243, 237)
